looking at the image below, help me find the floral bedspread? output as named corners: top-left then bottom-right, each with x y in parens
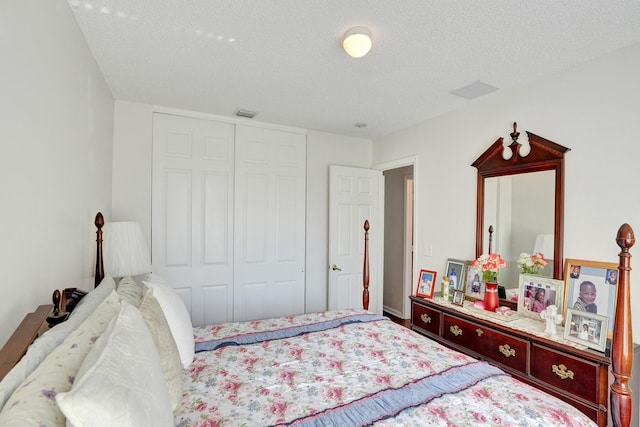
top-left (176, 309), bottom-right (596, 427)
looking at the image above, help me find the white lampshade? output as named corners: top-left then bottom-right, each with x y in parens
top-left (343, 26), bottom-right (372, 58)
top-left (102, 221), bottom-right (151, 277)
top-left (533, 233), bottom-right (554, 259)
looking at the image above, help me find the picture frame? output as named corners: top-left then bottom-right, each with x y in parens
top-left (451, 289), bottom-right (465, 306)
top-left (564, 308), bottom-right (608, 352)
top-left (564, 258), bottom-right (617, 338)
top-left (464, 260), bottom-right (484, 301)
top-left (444, 259), bottom-right (466, 293)
top-left (517, 274), bottom-right (565, 320)
top-left (416, 269), bottom-right (437, 299)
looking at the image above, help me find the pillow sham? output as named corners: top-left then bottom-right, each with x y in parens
top-left (0, 291), bottom-right (121, 426)
top-left (139, 287), bottom-right (183, 410)
top-left (116, 275), bottom-right (145, 308)
top-left (0, 275), bottom-right (116, 411)
top-left (56, 302), bottom-right (174, 427)
top-left (143, 274), bottom-right (194, 368)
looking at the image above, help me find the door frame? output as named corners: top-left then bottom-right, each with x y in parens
top-left (373, 156), bottom-right (418, 319)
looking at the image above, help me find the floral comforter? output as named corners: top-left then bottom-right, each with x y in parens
top-left (175, 309), bottom-right (596, 427)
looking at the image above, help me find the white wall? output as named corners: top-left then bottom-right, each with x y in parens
top-left (111, 103), bottom-right (372, 314)
top-left (373, 43), bottom-right (640, 343)
top-left (0, 2), bottom-right (114, 346)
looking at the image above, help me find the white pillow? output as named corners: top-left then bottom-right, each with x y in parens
top-left (56, 302), bottom-right (173, 427)
top-left (68, 274), bottom-right (116, 320)
top-left (143, 274), bottom-right (194, 368)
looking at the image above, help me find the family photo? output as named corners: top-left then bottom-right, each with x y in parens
top-left (416, 269), bottom-right (437, 298)
top-left (517, 275), bottom-right (564, 319)
top-left (564, 259), bottom-right (617, 337)
top-left (564, 309), bottom-right (608, 351)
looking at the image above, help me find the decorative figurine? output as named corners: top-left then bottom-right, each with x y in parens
top-left (540, 304), bottom-right (563, 336)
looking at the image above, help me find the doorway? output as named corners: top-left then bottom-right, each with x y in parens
top-left (378, 158), bottom-right (416, 320)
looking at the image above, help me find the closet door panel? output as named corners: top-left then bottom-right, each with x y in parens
top-left (234, 125), bottom-right (306, 322)
top-left (152, 113), bottom-right (235, 326)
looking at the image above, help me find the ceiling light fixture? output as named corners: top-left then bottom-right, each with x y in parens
top-left (342, 26), bottom-right (372, 58)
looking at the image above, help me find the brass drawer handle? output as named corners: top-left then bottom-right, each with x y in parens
top-left (552, 364), bottom-right (575, 380)
top-left (450, 325), bottom-right (463, 336)
top-left (498, 344), bottom-right (516, 358)
top-left (476, 328), bottom-right (483, 337)
top-left (420, 313), bottom-right (431, 324)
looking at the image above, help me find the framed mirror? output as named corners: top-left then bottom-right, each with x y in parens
top-left (472, 123), bottom-right (570, 281)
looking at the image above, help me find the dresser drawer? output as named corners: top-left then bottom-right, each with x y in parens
top-left (442, 314), bottom-right (528, 374)
top-left (531, 344), bottom-right (602, 404)
top-left (411, 301), bottom-right (441, 335)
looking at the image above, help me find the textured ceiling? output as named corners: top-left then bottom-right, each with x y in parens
top-left (68, 1), bottom-right (640, 139)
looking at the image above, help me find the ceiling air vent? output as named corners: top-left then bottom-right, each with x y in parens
top-left (450, 80), bottom-right (498, 100)
top-left (234, 109), bottom-right (258, 119)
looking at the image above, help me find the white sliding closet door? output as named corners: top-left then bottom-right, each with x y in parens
top-left (152, 113), bottom-right (235, 326)
top-left (233, 125), bottom-right (306, 322)
top-left (152, 114), bottom-right (307, 325)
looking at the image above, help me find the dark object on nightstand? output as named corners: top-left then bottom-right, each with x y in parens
top-left (62, 287), bottom-right (88, 313)
top-left (498, 285), bottom-right (506, 299)
top-left (46, 289), bottom-right (69, 327)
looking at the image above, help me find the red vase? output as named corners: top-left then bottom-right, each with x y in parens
top-left (484, 282), bottom-right (499, 312)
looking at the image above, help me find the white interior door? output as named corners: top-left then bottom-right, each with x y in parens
top-left (152, 113), bottom-right (235, 326)
top-left (328, 165), bottom-right (383, 313)
top-left (233, 125), bottom-right (306, 322)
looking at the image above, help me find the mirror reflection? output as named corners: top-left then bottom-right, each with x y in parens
top-left (484, 170), bottom-right (555, 287)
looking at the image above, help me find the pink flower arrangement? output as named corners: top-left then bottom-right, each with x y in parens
top-left (471, 253), bottom-right (507, 283)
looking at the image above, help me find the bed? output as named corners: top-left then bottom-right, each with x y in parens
top-left (0, 214), bottom-right (634, 426)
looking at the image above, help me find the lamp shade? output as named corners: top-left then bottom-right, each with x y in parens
top-left (102, 221), bottom-right (151, 277)
top-left (343, 26), bottom-right (372, 58)
top-left (533, 233), bottom-right (554, 259)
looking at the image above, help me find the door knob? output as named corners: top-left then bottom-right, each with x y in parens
top-left (330, 264), bottom-right (342, 271)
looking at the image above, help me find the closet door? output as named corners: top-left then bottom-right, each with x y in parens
top-left (233, 125), bottom-right (306, 321)
top-left (152, 113), bottom-right (235, 326)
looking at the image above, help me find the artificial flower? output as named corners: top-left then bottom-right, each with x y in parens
top-left (517, 252), bottom-right (548, 275)
top-left (471, 253), bottom-right (507, 283)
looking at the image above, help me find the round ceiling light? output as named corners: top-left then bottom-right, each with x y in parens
top-left (343, 26), bottom-right (372, 58)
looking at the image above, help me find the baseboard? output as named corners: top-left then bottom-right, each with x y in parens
top-left (382, 305), bottom-right (405, 319)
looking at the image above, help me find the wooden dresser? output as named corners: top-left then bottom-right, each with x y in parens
top-left (410, 296), bottom-right (610, 426)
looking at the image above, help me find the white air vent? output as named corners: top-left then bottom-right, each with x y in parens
top-left (450, 81), bottom-right (499, 100)
top-left (234, 109), bottom-right (258, 119)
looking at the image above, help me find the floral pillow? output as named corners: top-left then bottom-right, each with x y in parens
top-left (0, 291), bottom-right (121, 426)
top-left (139, 287), bottom-right (183, 410)
top-left (0, 275), bottom-right (116, 411)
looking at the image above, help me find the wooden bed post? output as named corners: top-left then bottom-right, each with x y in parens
top-left (363, 220), bottom-right (370, 311)
top-left (94, 212), bottom-right (105, 288)
top-left (611, 223), bottom-right (635, 427)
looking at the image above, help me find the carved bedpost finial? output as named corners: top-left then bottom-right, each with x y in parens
top-left (611, 223), bottom-right (634, 427)
top-left (363, 220), bottom-right (370, 311)
top-left (52, 289), bottom-right (61, 315)
top-left (94, 212), bottom-right (105, 288)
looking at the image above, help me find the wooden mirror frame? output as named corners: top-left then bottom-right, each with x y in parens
top-left (472, 123), bottom-right (571, 279)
